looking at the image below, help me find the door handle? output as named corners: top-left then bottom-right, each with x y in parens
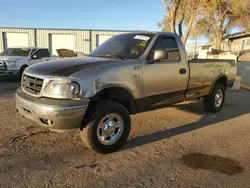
top-left (179, 68), bottom-right (187, 74)
top-left (134, 65), bottom-right (141, 70)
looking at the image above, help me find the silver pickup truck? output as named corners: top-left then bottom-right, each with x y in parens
top-left (16, 32), bottom-right (236, 153)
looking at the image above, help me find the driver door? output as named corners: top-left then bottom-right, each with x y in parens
top-left (142, 35), bottom-right (188, 105)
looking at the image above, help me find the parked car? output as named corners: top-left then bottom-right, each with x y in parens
top-left (15, 32), bottom-right (237, 153)
top-left (0, 47), bottom-right (58, 79)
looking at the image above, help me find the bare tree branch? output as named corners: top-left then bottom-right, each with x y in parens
top-left (158, 0), bottom-right (250, 46)
top-left (178, 14), bottom-right (185, 38)
top-left (161, 0), bottom-right (167, 7)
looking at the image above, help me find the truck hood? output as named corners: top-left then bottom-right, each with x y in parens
top-left (26, 57), bottom-right (120, 77)
top-left (0, 56), bottom-right (26, 61)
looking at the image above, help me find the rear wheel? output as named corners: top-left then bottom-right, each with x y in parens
top-left (80, 100), bottom-right (131, 153)
top-left (204, 83), bottom-right (225, 113)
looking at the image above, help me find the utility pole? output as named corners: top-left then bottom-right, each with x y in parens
top-left (193, 33), bottom-right (198, 59)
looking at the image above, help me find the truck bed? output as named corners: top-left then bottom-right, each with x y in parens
top-left (186, 59), bottom-right (237, 99)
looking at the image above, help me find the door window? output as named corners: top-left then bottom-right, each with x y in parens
top-left (149, 37), bottom-right (181, 61)
top-left (32, 49), bottom-right (50, 59)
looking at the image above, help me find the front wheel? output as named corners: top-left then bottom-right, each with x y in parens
top-left (80, 100), bottom-right (131, 153)
top-left (204, 83), bottom-right (225, 113)
top-left (18, 66), bottom-right (28, 80)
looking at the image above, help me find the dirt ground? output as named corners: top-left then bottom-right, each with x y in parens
top-left (1, 78), bottom-right (250, 188)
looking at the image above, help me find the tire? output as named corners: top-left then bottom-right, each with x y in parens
top-left (204, 83), bottom-right (225, 113)
top-left (80, 100), bottom-right (131, 154)
top-left (18, 66), bottom-right (27, 80)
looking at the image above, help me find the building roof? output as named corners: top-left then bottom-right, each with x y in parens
top-left (12, 46), bottom-right (47, 49)
top-left (0, 26), bottom-right (150, 33)
top-left (224, 30), bottom-right (250, 40)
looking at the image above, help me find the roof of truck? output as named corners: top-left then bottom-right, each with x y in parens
top-left (115, 32), bottom-right (178, 39)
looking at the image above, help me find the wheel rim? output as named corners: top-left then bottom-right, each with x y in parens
top-left (97, 113), bottom-right (124, 146)
top-left (215, 89), bottom-right (223, 107)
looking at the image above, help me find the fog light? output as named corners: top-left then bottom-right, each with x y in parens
top-left (40, 118), bottom-right (54, 126)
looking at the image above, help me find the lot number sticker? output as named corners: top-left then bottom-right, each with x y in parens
top-left (134, 35), bottom-right (150, 41)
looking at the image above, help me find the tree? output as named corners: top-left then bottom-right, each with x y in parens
top-left (158, 0), bottom-right (203, 44)
top-left (158, 0), bottom-right (250, 49)
top-left (193, 0), bottom-right (250, 50)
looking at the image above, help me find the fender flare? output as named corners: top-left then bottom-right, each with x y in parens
top-left (209, 73), bottom-right (228, 94)
top-left (20, 64), bottom-right (28, 71)
top-left (91, 86), bottom-right (137, 114)
top-left (80, 86), bottom-right (136, 130)
top-left (18, 65), bottom-right (29, 78)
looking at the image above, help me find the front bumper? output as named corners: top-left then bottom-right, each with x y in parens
top-left (0, 69), bottom-right (19, 76)
top-left (15, 88), bottom-right (89, 132)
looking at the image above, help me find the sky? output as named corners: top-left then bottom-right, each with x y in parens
top-left (2, 0), bottom-right (240, 48)
top-left (1, 0), bottom-right (165, 31)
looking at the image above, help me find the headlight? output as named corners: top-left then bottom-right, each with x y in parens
top-left (44, 80), bottom-right (81, 99)
top-left (6, 61), bottom-right (17, 68)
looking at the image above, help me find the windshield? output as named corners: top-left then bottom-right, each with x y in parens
top-left (89, 33), bottom-right (155, 59)
top-left (0, 48), bottom-right (31, 57)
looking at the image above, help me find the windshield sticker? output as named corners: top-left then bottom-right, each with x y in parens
top-left (134, 35), bottom-right (150, 41)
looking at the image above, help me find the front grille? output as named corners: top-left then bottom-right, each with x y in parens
top-left (22, 74), bottom-right (44, 95)
top-left (0, 61), bottom-right (6, 69)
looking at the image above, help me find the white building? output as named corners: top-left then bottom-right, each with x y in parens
top-left (223, 31), bottom-right (250, 52)
top-left (0, 27), bottom-right (140, 55)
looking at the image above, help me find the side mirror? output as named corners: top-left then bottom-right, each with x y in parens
top-left (31, 55), bottom-right (38, 59)
top-left (153, 50), bottom-right (168, 62)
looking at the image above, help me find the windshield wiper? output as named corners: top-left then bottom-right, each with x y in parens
top-left (93, 53), bottom-right (125, 60)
